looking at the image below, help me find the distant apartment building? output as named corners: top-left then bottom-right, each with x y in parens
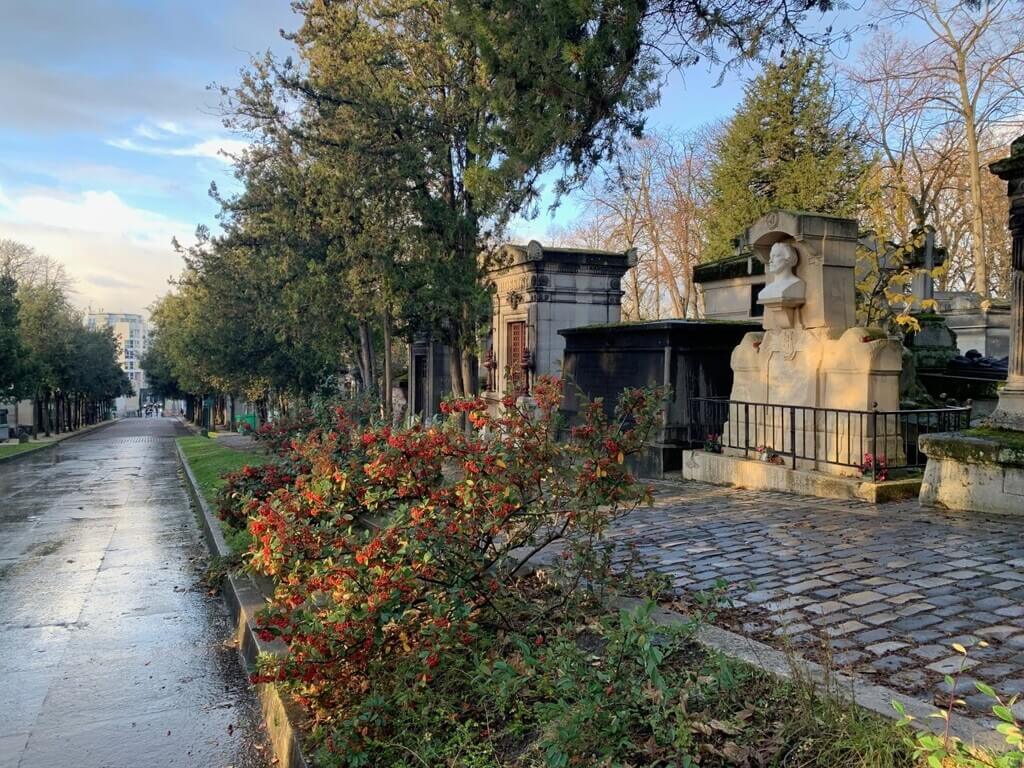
top-left (86, 312), bottom-right (149, 416)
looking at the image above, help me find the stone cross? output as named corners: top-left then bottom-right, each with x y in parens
top-left (989, 135), bottom-right (1024, 431)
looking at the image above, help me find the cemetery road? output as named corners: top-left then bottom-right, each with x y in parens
top-left (0, 418), bottom-right (270, 768)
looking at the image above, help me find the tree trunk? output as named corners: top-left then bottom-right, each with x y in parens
top-left (382, 307), bottom-right (393, 420)
top-left (448, 346), bottom-right (465, 398)
top-left (229, 394), bottom-right (236, 432)
top-left (358, 320), bottom-right (375, 395)
top-left (641, 185), bottom-right (686, 317)
top-left (461, 350), bottom-right (476, 397)
top-left (957, 60), bottom-right (988, 297)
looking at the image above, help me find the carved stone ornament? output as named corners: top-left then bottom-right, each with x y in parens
top-left (508, 291), bottom-right (521, 310)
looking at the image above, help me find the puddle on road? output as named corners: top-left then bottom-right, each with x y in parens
top-left (24, 540), bottom-right (63, 557)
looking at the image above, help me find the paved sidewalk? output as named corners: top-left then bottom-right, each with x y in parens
top-left (211, 430), bottom-right (265, 454)
top-left (0, 418), bottom-right (269, 768)
top-left (610, 482), bottom-right (1024, 716)
top-left (0, 419), bottom-right (119, 464)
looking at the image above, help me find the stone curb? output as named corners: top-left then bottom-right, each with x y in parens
top-left (0, 418), bottom-right (121, 465)
top-left (175, 440), bottom-right (310, 768)
top-left (613, 595), bottom-right (1006, 752)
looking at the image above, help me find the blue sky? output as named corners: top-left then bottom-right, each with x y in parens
top-left (0, 0), bottom-right (854, 316)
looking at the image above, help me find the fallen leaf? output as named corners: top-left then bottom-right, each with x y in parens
top-left (722, 741), bottom-right (750, 765)
top-left (709, 719), bottom-right (743, 735)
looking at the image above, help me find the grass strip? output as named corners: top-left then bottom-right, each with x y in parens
top-left (175, 435), bottom-right (266, 507)
top-left (0, 442), bottom-right (49, 459)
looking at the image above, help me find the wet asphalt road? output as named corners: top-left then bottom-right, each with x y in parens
top-left (0, 418), bottom-right (270, 768)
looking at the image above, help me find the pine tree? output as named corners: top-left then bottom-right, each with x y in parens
top-left (705, 52), bottom-right (868, 261)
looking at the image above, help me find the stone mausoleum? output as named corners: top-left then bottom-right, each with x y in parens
top-left (406, 242), bottom-right (635, 421)
top-left (481, 241), bottom-right (636, 407)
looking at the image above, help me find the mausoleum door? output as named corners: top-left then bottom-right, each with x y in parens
top-left (507, 320), bottom-right (527, 394)
top-left (413, 354), bottom-right (426, 416)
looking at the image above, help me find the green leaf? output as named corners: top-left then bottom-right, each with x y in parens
top-left (993, 704), bottom-right (1015, 723)
top-left (975, 681), bottom-right (997, 699)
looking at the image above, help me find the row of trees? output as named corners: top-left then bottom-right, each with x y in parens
top-left (0, 240), bottom-right (131, 436)
top-left (558, 0), bottom-right (1023, 319)
top-left (148, 0), bottom-right (841, 413)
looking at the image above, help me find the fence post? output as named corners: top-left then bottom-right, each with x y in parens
top-left (871, 402), bottom-right (879, 482)
top-left (790, 405), bottom-right (796, 469)
top-left (744, 403), bottom-right (749, 458)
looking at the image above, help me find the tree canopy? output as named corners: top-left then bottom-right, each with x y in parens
top-left (704, 51), bottom-right (869, 260)
top-left (0, 239), bottom-right (130, 434)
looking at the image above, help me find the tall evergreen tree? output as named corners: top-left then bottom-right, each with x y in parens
top-left (705, 51), bottom-right (868, 261)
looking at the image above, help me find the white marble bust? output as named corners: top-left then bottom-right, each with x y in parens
top-left (758, 242), bottom-right (806, 306)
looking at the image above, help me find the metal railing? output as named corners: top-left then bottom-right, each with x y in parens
top-left (689, 397), bottom-right (971, 478)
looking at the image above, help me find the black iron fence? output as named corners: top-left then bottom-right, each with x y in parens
top-left (689, 397), bottom-right (971, 478)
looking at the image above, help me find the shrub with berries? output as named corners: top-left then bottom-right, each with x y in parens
top-left (216, 462), bottom-right (295, 529)
top-left (242, 376), bottom-right (663, 760)
top-left (252, 410), bottom-right (319, 456)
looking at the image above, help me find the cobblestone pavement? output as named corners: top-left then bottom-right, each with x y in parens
top-left (609, 482), bottom-right (1024, 717)
top-left (0, 418), bottom-right (270, 768)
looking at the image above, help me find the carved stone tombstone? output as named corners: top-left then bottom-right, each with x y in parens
top-left (725, 211), bottom-right (904, 474)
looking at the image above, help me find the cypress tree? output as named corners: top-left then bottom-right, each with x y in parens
top-left (705, 51), bottom-right (868, 261)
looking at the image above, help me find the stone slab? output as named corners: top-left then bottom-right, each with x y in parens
top-left (682, 450), bottom-right (921, 503)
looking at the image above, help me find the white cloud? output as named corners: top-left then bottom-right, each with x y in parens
top-left (156, 121), bottom-right (187, 135)
top-left (108, 135), bottom-right (250, 163)
top-left (133, 123), bottom-right (166, 140)
top-left (0, 188), bottom-right (192, 248)
top-left (0, 218), bottom-right (186, 317)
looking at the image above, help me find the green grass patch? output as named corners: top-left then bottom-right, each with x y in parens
top-left (175, 435), bottom-right (266, 506)
top-left (0, 442), bottom-right (48, 459)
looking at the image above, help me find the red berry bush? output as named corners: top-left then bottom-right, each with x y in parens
top-left (216, 462), bottom-right (295, 529)
top-left (240, 376), bottom-right (663, 758)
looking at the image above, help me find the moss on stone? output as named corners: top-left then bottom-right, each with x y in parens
top-left (965, 426), bottom-right (1024, 451)
top-left (920, 429), bottom-right (1024, 468)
